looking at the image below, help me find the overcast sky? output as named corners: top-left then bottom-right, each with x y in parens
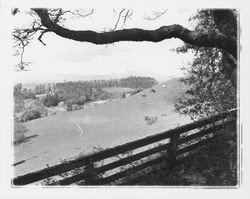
top-left (13, 8), bottom-right (196, 82)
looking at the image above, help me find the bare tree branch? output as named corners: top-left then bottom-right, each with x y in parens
top-left (122, 9), bottom-right (133, 28)
top-left (112, 8), bottom-right (133, 31)
top-left (144, 9), bottom-right (168, 20)
top-left (11, 8), bottom-right (20, 16)
top-left (38, 30), bottom-right (50, 45)
top-left (13, 34), bottom-right (31, 70)
top-left (13, 8), bottom-right (237, 76)
top-left (64, 8), bottom-right (94, 18)
top-left (112, 8), bottom-right (125, 31)
top-left (13, 8), bottom-right (94, 70)
top-left (32, 8), bottom-right (237, 58)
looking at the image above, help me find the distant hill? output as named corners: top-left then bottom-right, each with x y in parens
top-left (14, 71), bottom-right (177, 84)
top-left (14, 77), bottom-right (190, 176)
top-left (15, 73), bottom-right (121, 84)
top-left (159, 78), bottom-right (188, 103)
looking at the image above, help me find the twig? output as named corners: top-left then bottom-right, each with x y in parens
top-left (112, 8), bottom-right (125, 31)
top-left (122, 9), bottom-right (133, 28)
top-left (38, 30), bottom-right (49, 45)
top-left (144, 9), bottom-right (168, 20)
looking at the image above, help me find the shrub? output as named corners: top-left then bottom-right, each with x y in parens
top-left (121, 92), bottom-right (126, 98)
top-left (23, 92), bottom-right (36, 99)
top-left (20, 109), bottom-right (41, 122)
top-left (65, 99), bottom-right (73, 111)
top-left (43, 92), bottom-right (59, 107)
top-left (131, 88), bottom-right (143, 96)
top-left (98, 91), bottom-right (111, 100)
top-left (14, 122), bottom-right (28, 144)
top-left (144, 116), bottom-right (158, 125)
top-left (14, 95), bottom-right (25, 114)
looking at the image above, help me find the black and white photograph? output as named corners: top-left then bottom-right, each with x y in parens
top-left (0, 0), bottom-right (249, 198)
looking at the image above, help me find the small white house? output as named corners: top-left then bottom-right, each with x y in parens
top-left (58, 101), bottom-right (65, 107)
top-left (162, 84), bottom-right (166, 88)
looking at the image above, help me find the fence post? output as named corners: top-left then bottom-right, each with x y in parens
top-left (168, 133), bottom-right (179, 170)
top-left (84, 159), bottom-right (97, 185)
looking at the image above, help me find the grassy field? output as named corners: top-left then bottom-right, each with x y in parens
top-left (103, 87), bottom-right (136, 99)
top-left (103, 87), bottom-right (135, 94)
top-left (14, 78), bottom-right (190, 177)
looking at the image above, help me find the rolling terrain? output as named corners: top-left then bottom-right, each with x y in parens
top-left (14, 78), bottom-right (190, 177)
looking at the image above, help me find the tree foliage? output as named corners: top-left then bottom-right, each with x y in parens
top-left (174, 9), bottom-right (237, 120)
top-left (171, 10), bottom-right (238, 186)
top-left (14, 83), bottom-right (25, 118)
top-left (43, 92), bottom-right (59, 107)
top-left (14, 122), bottom-right (28, 144)
top-left (54, 76), bottom-right (156, 105)
top-left (19, 109), bottom-right (41, 122)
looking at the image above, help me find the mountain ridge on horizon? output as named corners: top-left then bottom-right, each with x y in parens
top-left (14, 71), bottom-right (178, 84)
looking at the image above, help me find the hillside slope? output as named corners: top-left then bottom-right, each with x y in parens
top-left (14, 78), bottom-right (190, 177)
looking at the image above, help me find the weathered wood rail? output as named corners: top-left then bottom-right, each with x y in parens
top-left (13, 109), bottom-right (237, 186)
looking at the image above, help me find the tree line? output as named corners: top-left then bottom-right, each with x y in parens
top-left (43, 76), bottom-right (157, 94)
top-left (14, 76), bottom-right (157, 110)
top-left (46, 76), bottom-right (157, 108)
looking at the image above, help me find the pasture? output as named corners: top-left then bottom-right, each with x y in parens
top-left (14, 78), bottom-right (190, 177)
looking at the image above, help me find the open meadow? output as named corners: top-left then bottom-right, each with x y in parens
top-left (14, 78), bottom-right (190, 177)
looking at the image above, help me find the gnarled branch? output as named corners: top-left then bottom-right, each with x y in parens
top-left (32, 8), bottom-right (237, 58)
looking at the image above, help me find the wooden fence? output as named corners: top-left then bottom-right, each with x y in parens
top-left (13, 109), bottom-right (237, 186)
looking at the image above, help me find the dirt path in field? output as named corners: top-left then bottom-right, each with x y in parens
top-left (75, 123), bottom-right (84, 136)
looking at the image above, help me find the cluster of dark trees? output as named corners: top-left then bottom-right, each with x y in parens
top-left (78, 76), bottom-right (158, 89)
top-left (22, 88), bottom-right (36, 99)
top-left (14, 76), bottom-right (156, 109)
top-left (14, 84), bottom-right (27, 116)
top-left (42, 76), bottom-right (156, 108)
top-left (14, 83), bottom-right (36, 100)
top-left (34, 84), bottom-right (56, 95)
top-left (42, 84), bottom-right (110, 109)
top-left (42, 92), bottom-right (60, 107)
top-left (34, 76), bottom-right (157, 95)
top-left (14, 83), bottom-right (44, 122)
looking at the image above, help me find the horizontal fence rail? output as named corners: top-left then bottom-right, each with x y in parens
top-left (13, 109), bottom-right (237, 186)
